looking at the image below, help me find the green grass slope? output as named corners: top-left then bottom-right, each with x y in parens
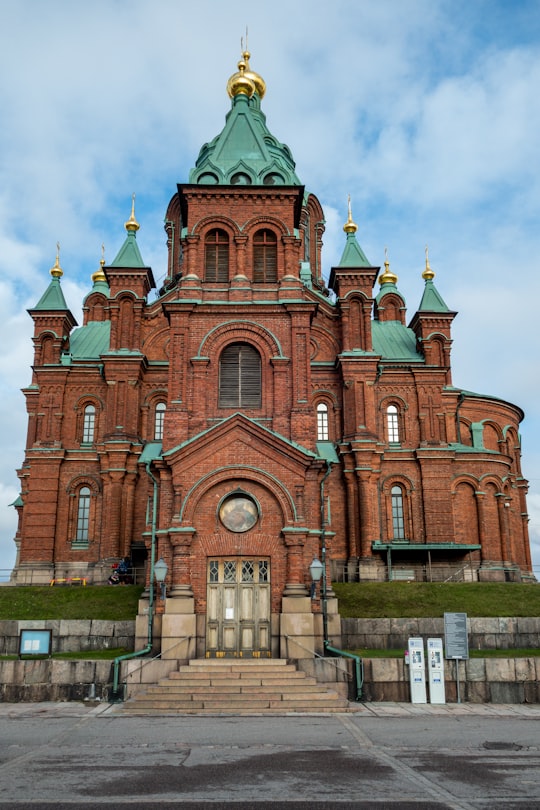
top-left (333, 582), bottom-right (540, 619)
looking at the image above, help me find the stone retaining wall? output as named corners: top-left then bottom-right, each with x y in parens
top-left (341, 616), bottom-right (540, 651)
top-left (0, 618), bottom-right (538, 704)
top-left (0, 620), bottom-right (135, 656)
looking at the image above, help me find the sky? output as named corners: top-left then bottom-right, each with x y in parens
top-left (0, 0), bottom-right (539, 579)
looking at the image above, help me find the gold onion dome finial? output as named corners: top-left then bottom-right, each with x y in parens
top-left (92, 244), bottom-right (107, 284)
top-left (50, 241), bottom-right (63, 278)
top-left (423, 245), bottom-right (435, 281)
top-left (227, 57), bottom-right (256, 99)
top-left (379, 246), bottom-right (398, 285)
top-left (125, 193), bottom-right (140, 232)
top-left (343, 195), bottom-right (358, 234)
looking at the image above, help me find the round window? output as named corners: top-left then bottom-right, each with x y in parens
top-left (219, 494), bottom-right (258, 532)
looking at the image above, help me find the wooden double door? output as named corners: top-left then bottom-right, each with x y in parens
top-left (206, 557), bottom-right (271, 657)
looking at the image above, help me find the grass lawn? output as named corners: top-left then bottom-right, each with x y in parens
top-left (333, 582), bottom-right (540, 618)
top-left (0, 581), bottom-right (538, 622)
top-left (0, 585), bottom-right (144, 620)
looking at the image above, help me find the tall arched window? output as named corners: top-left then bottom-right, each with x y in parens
top-left (219, 343), bottom-right (261, 408)
top-left (154, 402), bottom-right (166, 440)
top-left (386, 404), bottom-right (400, 443)
top-left (82, 405), bottom-right (96, 444)
top-left (317, 402), bottom-right (329, 440)
top-left (205, 229), bottom-right (229, 281)
top-left (253, 229), bottom-right (277, 282)
top-left (391, 485), bottom-right (406, 540)
top-left (75, 486), bottom-right (91, 546)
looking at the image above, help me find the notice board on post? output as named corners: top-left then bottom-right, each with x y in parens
top-left (444, 612), bottom-right (469, 660)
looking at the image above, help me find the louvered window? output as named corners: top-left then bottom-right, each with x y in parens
top-left (205, 229), bottom-right (229, 282)
top-left (219, 343), bottom-right (261, 408)
top-left (253, 229), bottom-right (277, 282)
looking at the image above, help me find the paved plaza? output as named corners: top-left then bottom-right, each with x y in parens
top-left (0, 700), bottom-right (539, 808)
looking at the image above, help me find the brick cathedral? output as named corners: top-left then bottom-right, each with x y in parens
top-left (11, 52), bottom-right (533, 657)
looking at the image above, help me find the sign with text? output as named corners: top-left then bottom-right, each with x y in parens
top-left (444, 612), bottom-right (469, 659)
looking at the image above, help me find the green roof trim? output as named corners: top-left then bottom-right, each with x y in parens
top-left (32, 277), bottom-right (70, 311)
top-left (418, 279), bottom-right (450, 312)
top-left (190, 92), bottom-right (301, 186)
top-left (69, 321), bottom-right (111, 359)
top-left (316, 441), bottom-right (340, 463)
top-left (338, 231), bottom-right (371, 268)
top-left (139, 441), bottom-right (163, 464)
top-left (110, 231), bottom-right (146, 268)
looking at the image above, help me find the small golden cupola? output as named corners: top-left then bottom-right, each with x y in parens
top-left (422, 245), bottom-right (435, 281)
top-left (378, 247), bottom-right (398, 286)
top-left (50, 242), bottom-right (63, 278)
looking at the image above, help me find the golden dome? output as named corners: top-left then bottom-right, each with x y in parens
top-left (379, 247), bottom-right (398, 286)
top-left (125, 193), bottom-right (140, 232)
top-left (92, 245), bottom-right (107, 284)
top-left (422, 245), bottom-right (435, 281)
top-left (226, 58), bottom-right (256, 99)
top-left (343, 195), bottom-right (358, 234)
top-left (50, 242), bottom-right (63, 278)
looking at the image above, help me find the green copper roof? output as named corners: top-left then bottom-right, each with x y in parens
top-left (418, 279), bottom-right (450, 312)
top-left (69, 321), bottom-right (111, 358)
top-left (32, 277), bottom-right (70, 311)
top-left (110, 230), bottom-right (146, 268)
top-left (338, 231), bottom-right (371, 268)
top-left (190, 92), bottom-right (301, 186)
top-left (372, 320), bottom-right (424, 361)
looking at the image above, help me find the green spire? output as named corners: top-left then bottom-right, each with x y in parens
top-left (418, 248), bottom-right (450, 312)
top-left (189, 52), bottom-right (301, 186)
top-left (34, 277), bottom-right (70, 310)
top-left (110, 195), bottom-right (146, 268)
top-left (338, 198), bottom-right (371, 267)
top-left (33, 246), bottom-right (70, 310)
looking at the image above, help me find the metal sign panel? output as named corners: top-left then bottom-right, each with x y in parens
top-left (444, 612), bottom-right (469, 659)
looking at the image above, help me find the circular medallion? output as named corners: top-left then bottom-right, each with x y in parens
top-left (219, 495), bottom-right (258, 533)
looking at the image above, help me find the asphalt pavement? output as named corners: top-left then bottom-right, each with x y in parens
top-left (0, 701), bottom-right (538, 809)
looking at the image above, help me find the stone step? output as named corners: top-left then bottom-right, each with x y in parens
top-left (120, 658), bottom-right (352, 715)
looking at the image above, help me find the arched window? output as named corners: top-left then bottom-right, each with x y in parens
top-left (75, 486), bottom-right (91, 546)
top-left (82, 405), bottom-right (96, 444)
top-left (386, 404), bottom-right (400, 443)
top-left (154, 402), bottom-right (166, 440)
top-left (219, 343), bottom-right (261, 408)
top-left (253, 229), bottom-right (277, 282)
top-left (205, 229), bottom-right (229, 282)
top-left (317, 402), bottom-right (329, 440)
top-left (391, 485), bottom-right (406, 540)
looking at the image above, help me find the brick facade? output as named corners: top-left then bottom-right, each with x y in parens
top-left (11, 55), bottom-right (534, 654)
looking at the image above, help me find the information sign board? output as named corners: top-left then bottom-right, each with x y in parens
top-left (18, 629), bottom-right (52, 657)
top-left (444, 612), bottom-right (469, 659)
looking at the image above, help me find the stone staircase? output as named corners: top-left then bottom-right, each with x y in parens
top-left (118, 658), bottom-right (355, 714)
